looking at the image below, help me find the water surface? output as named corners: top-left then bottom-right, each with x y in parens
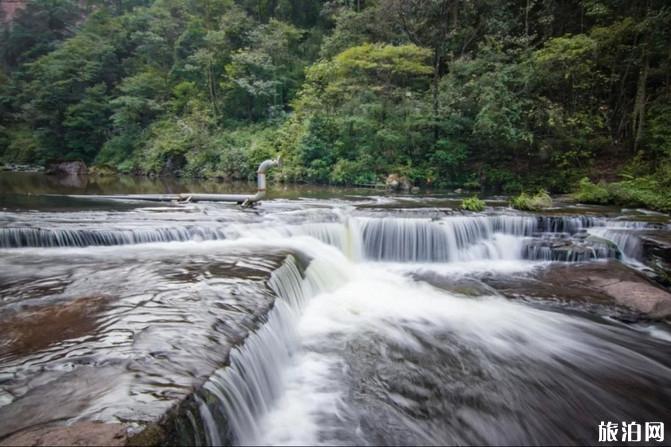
top-left (1, 172), bottom-right (670, 445)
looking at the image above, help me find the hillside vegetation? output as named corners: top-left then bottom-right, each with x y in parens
top-left (1, 0), bottom-right (670, 207)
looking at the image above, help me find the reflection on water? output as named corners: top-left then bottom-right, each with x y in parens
top-left (0, 171), bottom-right (381, 198)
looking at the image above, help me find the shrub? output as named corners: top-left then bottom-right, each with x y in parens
top-left (608, 178), bottom-right (671, 212)
top-left (1, 125), bottom-right (41, 163)
top-left (510, 189), bottom-right (553, 211)
top-left (573, 177), bottom-right (611, 204)
top-left (89, 164), bottom-right (117, 176)
top-left (461, 196), bottom-right (486, 212)
top-left (572, 176), bottom-right (671, 212)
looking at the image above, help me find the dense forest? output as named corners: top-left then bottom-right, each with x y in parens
top-left (0, 0), bottom-right (670, 208)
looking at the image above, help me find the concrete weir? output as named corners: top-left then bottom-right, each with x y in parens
top-left (67, 158), bottom-right (281, 206)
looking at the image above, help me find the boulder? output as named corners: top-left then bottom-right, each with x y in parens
top-left (599, 280), bottom-right (671, 319)
top-left (485, 261), bottom-right (671, 320)
top-left (385, 174), bottom-right (412, 192)
top-left (45, 161), bottom-right (87, 176)
top-left (161, 154), bottom-right (186, 177)
top-left (640, 232), bottom-right (671, 287)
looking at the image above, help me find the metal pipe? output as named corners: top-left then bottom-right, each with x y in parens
top-left (64, 158), bottom-right (282, 205)
top-left (241, 157), bottom-right (281, 207)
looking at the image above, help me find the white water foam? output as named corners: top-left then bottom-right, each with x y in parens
top-left (253, 257), bottom-right (665, 445)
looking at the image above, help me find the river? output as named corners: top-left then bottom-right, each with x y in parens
top-left (0, 172), bottom-right (670, 445)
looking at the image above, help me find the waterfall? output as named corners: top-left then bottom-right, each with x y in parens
top-left (523, 241), bottom-right (620, 262)
top-left (534, 215), bottom-right (601, 233)
top-left (587, 221), bottom-right (656, 261)
top-left (590, 228), bottom-right (642, 260)
top-left (4, 191), bottom-right (669, 447)
top-left (194, 251), bottom-right (349, 445)
top-left (1, 214), bottom-right (615, 265)
top-left (352, 216), bottom-right (533, 262)
top-left (350, 215), bottom-right (605, 262)
top-left (0, 226), bottom-right (228, 248)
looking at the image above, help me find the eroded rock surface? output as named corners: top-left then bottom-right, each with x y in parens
top-left (485, 261), bottom-right (671, 319)
top-left (0, 422), bottom-right (128, 447)
top-left (0, 248), bottom-right (299, 445)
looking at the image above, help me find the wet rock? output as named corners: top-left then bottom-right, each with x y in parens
top-left (574, 229), bottom-right (589, 240)
top-left (161, 155), bottom-right (186, 177)
top-left (45, 161), bottom-right (88, 177)
top-left (0, 422), bottom-right (128, 446)
top-left (385, 174), bottom-right (412, 192)
top-left (485, 261), bottom-right (671, 319)
top-left (640, 232), bottom-right (671, 287)
top-left (599, 280), bottom-right (671, 319)
top-left (411, 271), bottom-right (498, 297)
top-left (585, 234), bottom-right (618, 250)
top-left (0, 250), bottom-right (303, 446)
top-left (0, 296), bottom-right (108, 358)
top-left (523, 238), bottom-right (620, 262)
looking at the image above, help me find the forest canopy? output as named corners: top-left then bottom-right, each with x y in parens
top-left (1, 0), bottom-right (670, 204)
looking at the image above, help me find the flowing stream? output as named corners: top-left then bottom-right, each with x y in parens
top-left (1, 176), bottom-right (670, 445)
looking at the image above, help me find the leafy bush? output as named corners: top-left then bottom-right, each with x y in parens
top-left (608, 178), bottom-right (671, 212)
top-left (572, 176), bottom-right (671, 212)
top-left (1, 126), bottom-right (41, 163)
top-left (510, 190), bottom-right (553, 211)
top-left (573, 177), bottom-right (611, 204)
top-left (96, 131), bottom-right (141, 169)
top-left (461, 196), bottom-right (486, 212)
top-left (329, 158), bottom-right (377, 185)
top-left (89, 164), bottom-right (117, 176)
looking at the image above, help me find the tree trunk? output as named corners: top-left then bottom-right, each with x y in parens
top-left (632, 51), bottom-right (649, 152)
top-left (525, 0), bottom-right (530, 38)
top-left (451, 0), bottom-right (459, 30)
top-left (432, 48), bottom-right (440, 142)
top-left (208, 62), bottom-right (219, 118)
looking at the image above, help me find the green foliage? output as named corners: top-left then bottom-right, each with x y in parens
top-left (606, 179), bottom-right (671, 212)
top-left (510, 190), bottom-right (553, 211)
top-left (281, 42), bottom-right (433, 185)
top-left (574, 177), bottom-right (611, 204)
top-left (89, 164), bottom-right (117, 176)
top-left (63, 83), bottom-right (112, 161)
top-left (0, 125), bottom-right (40, 163)
top-left (0, 0), bottom-right (81, 69)
top-left (574, 176), bottom-right (671, 212)
top-left (645, 98), bottom-right (671, 159)
top-left (461, 196), bottom-right (486, 212)
top-left (0, 0), bottom-right (669, 208)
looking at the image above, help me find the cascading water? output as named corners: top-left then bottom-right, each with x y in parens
top-left (1, 191), bottom-right (670, 446)
top-left (193, 244), bottom-right (351, 445)
top-left (587, 220), bottom-right (656, 261)
top-left (225, 214), bottom-right (613, 264)
top-left (0, 225), bottom-right (229, 247)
